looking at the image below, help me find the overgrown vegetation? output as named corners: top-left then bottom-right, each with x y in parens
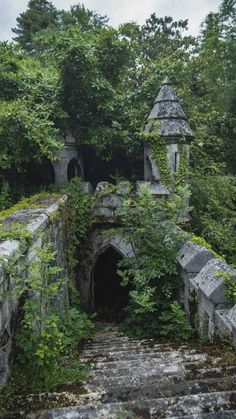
top-left (117, 184), bottom-right (192, 338)
top-left (0, 0), bottom-right (235, 405)
top-left (0, 0), bottom-right (235, 258)
top-left (0, 243), bottom-right (94, 412)
top-left (64, 177), bottom-right (94, 283)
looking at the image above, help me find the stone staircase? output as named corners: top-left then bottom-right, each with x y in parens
top-left (29, 323), bottom-right (236, 418)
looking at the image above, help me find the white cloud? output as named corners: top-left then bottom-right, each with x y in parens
top-left (0, 0), bottom-right (222, 41)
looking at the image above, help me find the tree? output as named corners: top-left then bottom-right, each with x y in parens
top-left (59, 4), bottom-right (108, 30)
top-left (0, 42), bottom-right (66, 201)
top-left (12, 0), bottom-right (58, 51)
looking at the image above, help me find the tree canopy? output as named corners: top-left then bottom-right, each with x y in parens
top-left (0, 0), bottom-right (235, 260)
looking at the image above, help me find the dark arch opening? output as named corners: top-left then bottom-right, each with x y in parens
top-left (67, 158), bottom-right (81, 181)
top-left (41, 159), bottom-right (55, 185)
top-left (93, 247), bottom-right (129, 322)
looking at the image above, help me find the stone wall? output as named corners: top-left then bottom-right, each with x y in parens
top-left (79, 181), bottom-right (236, 345)
top-left (0, 195), bottom-right (68, 388)
top-left (177, 240), bottom-right (236, 344)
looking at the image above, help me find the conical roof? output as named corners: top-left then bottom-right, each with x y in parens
top-left (146, 78), bottom-right (194, 139)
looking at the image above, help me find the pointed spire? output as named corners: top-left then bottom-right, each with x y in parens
top-left (161, 76), bottom-right (172, 85)
top-left (146, 77), bottom-right (194, 140)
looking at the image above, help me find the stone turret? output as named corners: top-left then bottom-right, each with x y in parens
top-left (52, 133), bottom-right (84, 184)
top-left (144, 77), bottom-right (194, 192)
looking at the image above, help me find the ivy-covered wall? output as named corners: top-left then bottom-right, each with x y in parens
top-left (143, 126), bottom-right (189, 187)
top-left (0, 194), bottom-right (68, 388)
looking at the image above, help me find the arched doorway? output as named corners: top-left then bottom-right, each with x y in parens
top-left (93, 246), bottom-right (129, 322)
top-left (67, 158), bottom-right (81, 181)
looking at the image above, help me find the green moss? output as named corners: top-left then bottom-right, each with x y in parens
top-left (190, 234), bottom-right (222, 259)
top-left (0, 192), bottom-right (61, 221)
top-left (0, 222), bottom-right (33, 242)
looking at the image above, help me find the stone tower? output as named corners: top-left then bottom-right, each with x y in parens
top-left (144, 77), bottom-right (194, 194)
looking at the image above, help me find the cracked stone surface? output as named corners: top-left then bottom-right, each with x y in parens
top-left (26, 323), bottom-right (236, 418)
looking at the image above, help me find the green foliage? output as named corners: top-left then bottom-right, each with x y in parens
top-left (159, 301), bottom-right (193, 341)
top-left (0, 222), bottom-right (32, 242)
top-left (190, 175), bottom-right (236, 262)
top-left (7, 245), bottom-right (65, 387)
top-left (190, 234), bottom-right (221, 259)
top-left (12, 0), bottom-right (58, 51)
top-left (224, 272), bottom-right (236, 303)
top-left (0, 191), bottom-right (61, 221)
top-left (0, 42), bottom-right (66, 188)
top-left (60, 308), bottom-right (95, 356)
top-left (65, 177), bottom-right (94, 272)
top-left (0, 181), bottom-right (12, 211)
top-left (176, 143), bottom-right (188, 186)
top-left (142, 127), bottom-right (171, 186)
top-left (1, 244), bottom-right (94, 394)
top-left (118, 184), bottom-right (191, 338)
top-left (216, 270), bottom-right (236, 303)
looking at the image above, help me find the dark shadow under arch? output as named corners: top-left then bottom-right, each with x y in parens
top-left (67, 158), bottom-right (81, 181)
top-left (93, 246), bottom-right (129, 322)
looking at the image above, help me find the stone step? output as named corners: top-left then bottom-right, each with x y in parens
top-left (88, 352), bottom-right (208, 370)
top-left (26, 390), bottom-right (236, 418)
top-left (85, 365), bottom-right (236, 390)
top-left (169, 413), bottom-right (236, 419)
top-left (80, 350), bottom-right (209, 365)
top-left (88, 359), bottom-right (209, 380)
top-left (98, 375), bottom-right (236, 403)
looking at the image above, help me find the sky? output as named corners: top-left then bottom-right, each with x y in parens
top-left (0, 0), bottom-right (222, 41)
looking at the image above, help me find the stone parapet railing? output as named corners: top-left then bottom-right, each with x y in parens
top-left (177, 240), bottom-right (236, 344)
top-left (0, 195), bottom-right (68, 388)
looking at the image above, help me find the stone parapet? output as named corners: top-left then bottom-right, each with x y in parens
top-left (177, 241), bottom-right (236, 344)
top-left (0, 195), bottom-right (68, 388)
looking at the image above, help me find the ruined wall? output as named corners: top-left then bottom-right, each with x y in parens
top-left (0, 195), bottom-right (68, 388)
top-left (177, 241), bottom-right (236, 344)
top-left (78, 181), bottom-right (236, 345)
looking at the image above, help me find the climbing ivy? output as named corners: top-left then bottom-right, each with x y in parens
top-left (64, 178), bottom-right (94, 297)
top-left (142, 123), bottom-right (171, 186)
top-left (142, 128), bottom-right (189, 188)
top-left (118, 184), bottom-right (191, 338)
top-left (0, 244), bottom-right (94, 398)
top-left (175, 142), bottom-right (188, 187)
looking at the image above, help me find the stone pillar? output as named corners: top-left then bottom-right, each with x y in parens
top-left (52, 133), bottom-right (84, 184)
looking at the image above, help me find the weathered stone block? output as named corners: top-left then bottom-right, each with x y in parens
top-left (100, 195), bottom-right (122, 208)
top-left (177, 241), bottom-right (214, 275)
top-left (226, 306), bottom-right (236, 342)
top-left (116, 181), bottom-right (131, 195)
top-left (95, 182), bottom-right (110, 193)
top-left (136, 181), bottom-right (170, 197)
top-left (215, 309), bottom-right (233, 339)
top-left (93, 207), bottom-right (114, 218)
top-left (196, 259), bottom-right (235, 303)
top-left (81, 182), bottom-right (94, 194)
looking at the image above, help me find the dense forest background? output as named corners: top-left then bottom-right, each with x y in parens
top-left (0, 0), bottom-right (235, 262)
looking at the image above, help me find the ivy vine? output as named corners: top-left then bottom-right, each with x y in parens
top-left (142, 123), bottom-right (171, 186)
top-left (175, 142), bottom-right (188, 187)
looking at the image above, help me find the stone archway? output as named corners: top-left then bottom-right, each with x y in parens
top-left (67, 158), bottom-right (82, 181)
top-left (78, 233), bottom-right (134, 313)
top-left (92, 246), bottom-right (129, 322)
